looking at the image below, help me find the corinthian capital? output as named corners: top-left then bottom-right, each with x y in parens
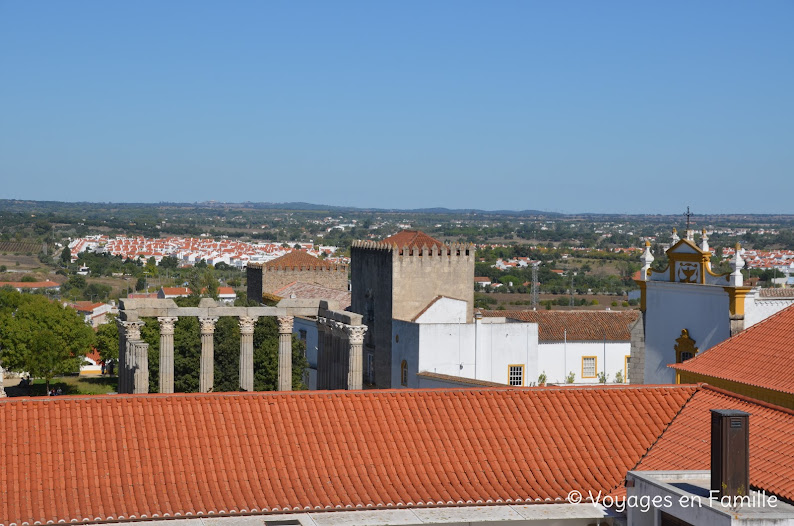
top-left (199, 317), bottom-right (219, 334)
top-left (239, 316), bottom-right (258, 334)
top-left (346, 325), bottom-right (368, 345)
top-left (120, 320), bottom-right (145, 340)
top-left (277, 315), bottom-right (294, 334)
top-left (157, 317), bottom-right (178, 335)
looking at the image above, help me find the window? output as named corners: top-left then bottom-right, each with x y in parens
top-left (508, 365), bottom-right (524, 386)
top-left (625, 356), bottom-right (631, 383)
top-left (400, 360), bottom-right (408, 386)
top-left (582, 357), bottom-right (597, 378)
top-left (298, 329), bottom-right (307, 342)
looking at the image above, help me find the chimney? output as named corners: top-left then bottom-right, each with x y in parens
top-left (711, 409), bottom-right (750, 498)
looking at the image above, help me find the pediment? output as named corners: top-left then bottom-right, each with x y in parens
top-left (667, 239), bottom-right (705, 256)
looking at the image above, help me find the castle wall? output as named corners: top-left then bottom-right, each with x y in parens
top-left (391, 246), bottom-right (475, 322)
top-left (262, 266), bottom-right (348, 294)
top-left (350, 245), bottom-right (394, 388)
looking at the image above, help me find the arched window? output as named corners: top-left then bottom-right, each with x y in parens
top-left (400, 360), bottom-right (408, 386)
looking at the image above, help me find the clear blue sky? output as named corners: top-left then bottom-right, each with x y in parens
top-left (1, 1), bottom-right (792, 213)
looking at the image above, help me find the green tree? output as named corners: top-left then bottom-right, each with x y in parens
top-left (0, 292), bottom-right (95, 392)
top-left (253, 317), bottom-right (307, 391)
top-left (95, 321), bottom-right (120, 363)
top-left (60, 246), bottom-right (71, 265)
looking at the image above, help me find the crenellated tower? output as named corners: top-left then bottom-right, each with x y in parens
top-left (351, 230), bottom-right (475, 388)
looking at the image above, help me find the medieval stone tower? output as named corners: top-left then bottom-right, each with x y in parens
top-left (351, 230), bottom-right (474, 388)
top-left (247, 251), bottom-right (348, 303)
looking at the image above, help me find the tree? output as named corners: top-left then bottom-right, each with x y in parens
top-left (0, 292), bottom-right (95, 392)
top-left (95, 321), bottom-right (119, 363)
top-left (60, 246), bottom-right (71, 265)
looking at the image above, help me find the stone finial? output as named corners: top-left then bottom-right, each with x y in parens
top-left (640, 240), bottom-right (654, 281)
top-left (277, 315), bottom-right (294, 334)
top-left (157, 317), bottom-right (178, 335)
top-left (729, 243), bottom-right (745, 287)
top-left (199, 317), bottom-right (219, 334)
top-left (345, 325), bottom-right (368, 345)
top-left (700, 229), bottom-right (709, 253)
top-left (671, 228), bottom-right (680, 244)
top-left (239, 316), bottom-right (257, 334)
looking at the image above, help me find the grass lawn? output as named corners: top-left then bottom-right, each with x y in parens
top-left (5, 376), bottom-right (118, 397)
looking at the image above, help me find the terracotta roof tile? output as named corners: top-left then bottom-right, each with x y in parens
top-left (759, 288), bottom-right (794, 298)
top-left (264, 251), bottom-right (337, 270)
top-left (272, 281), bottom-right (351, 309)
top-left (382, 230), bottom-right (446, 251)
top-left (480, 310), bottom-right (640, 341)
top-left (0, 385), bottom-right (695, 524)
top-left (636, 386), bottom-right (794, 502)
top-left (671, 304), bottom-right (794, 395)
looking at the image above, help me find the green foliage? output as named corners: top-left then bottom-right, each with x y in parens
top-left (565, 371), bottom-right (576, 384)
top-left (60, 246), bottom-right (71, 264)
top-left (597, 371), bottom-right (609, 384)
top-left (95, 321), bottom-right (119, 362)
top-left (21, 275), bottom-right (37, 282)
top-left (0, 291), bottom-right (95, 387)
top-left (135, 277), bottom-right (146, 291)
top-left (614, 370), bottom-right (624, 384)
top-left (253, 317), bottom-right (307, 391)
top-left (537, 371), bottom-right (547, 385)
top-left (173, 316), bottom-right (201, 392)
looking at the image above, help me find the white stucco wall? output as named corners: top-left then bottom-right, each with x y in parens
top-left (414, 297), bottom-right (469, 324)
top-left (392, 318), bottom-right (539, 387)
top-left (537, 341), bottom-right (631, 385)
top-left (644, 282), bottom-right (731, 385)
top-left (744, 293), bottom-right (794, 328)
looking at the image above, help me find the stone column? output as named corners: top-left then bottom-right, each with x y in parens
top-left (120, 321), bottom-right (144, 394)
top-left (277, 315), bottom-right (294, 391)
top-left (132, 340), bottom-right (150, 394)
top-left (116, 319), bottom-right (127, 393)
top-left (0, 361), bottom-right (6, 398)
top-left (199, 317), bottom-right (218, 393)
top-left (346, 325), bottom-right (367, 390)
top-left (158, 317), bottom-right (178, 394)
top-left (317, 317), bottom-right (328, 390)
top-left (239, 316), bottom-right (257, 392)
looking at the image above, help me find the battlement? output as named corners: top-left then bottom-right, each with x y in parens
top-left (262, 263), bottom-right (348, 272)
top-left (352, 240), bottom-right (473, 257)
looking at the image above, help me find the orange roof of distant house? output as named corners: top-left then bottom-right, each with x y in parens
top-left (217, 286), bottom-right (235, 296)
top-left (759, 288), bottom-right (794, 298)
top-left (635, 385), bottom-right (794, 502)
top-left (474, 277), bottom-right (491, 282)
top-left (264, 250), bottom-right (336, 270)
top-left (160, 287), bottom-right (191, 296)
top-left (382, 230), bottom-right (446, 251)
top-left (69, 301), bottom-right (105, 312)
top-left (671, 304), bottom-right (794, 396)
top-left (0, 385), bottom-right (696, 525)
top-left (480, 310), bottom-right (640, 341)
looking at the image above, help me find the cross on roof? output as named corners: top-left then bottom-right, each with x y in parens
top-left (685, 206), bottom-right (692, 229)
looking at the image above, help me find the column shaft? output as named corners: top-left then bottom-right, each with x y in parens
top-left (199, 317), bottom-right (218, 393)
top-left (119, 321), bottom-right (144, 394)
top-left (239, 316), bottom-right (257, 392)
top-left (132, 341), bottom-right (149, 394)
top-left (346, 326), bottom-right (367, 390)
top-left (158, 317), bottom-right (178, 394)
top-left (277, 316), bottom-right (294, 391)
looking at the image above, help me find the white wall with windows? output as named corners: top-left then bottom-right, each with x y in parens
top-left (537, 341), bottom-right (632, 385)
top-left (391, 317), bottom-right (539, 387)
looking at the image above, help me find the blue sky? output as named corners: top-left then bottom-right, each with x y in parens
top-left (1, 2), bottom-right (792, 213)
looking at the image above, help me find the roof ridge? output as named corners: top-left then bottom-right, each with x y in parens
top-left (700, 384), bottom-right (794, 416)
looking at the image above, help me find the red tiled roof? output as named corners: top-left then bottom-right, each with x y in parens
top-left (759, 288), bottom-right (794, 298)
top-left (272, 281), bottom-right (351, 309)
top-left (0, 385), bottom-right (696, 525)
top-left (160, 287), bottom-right (191, 296)
top-left (382, 230), bottom-right (446, 251)
top-left (217, 286), bottom-right (235, 296)
top-left (671, 304), bottom-right (794, 395)
top-left (480, 310), bottom-right (640, 341)
top-left (636, 386), bottom-right (794, 502)
top-left (264, 250), bottom-right (336, 270)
